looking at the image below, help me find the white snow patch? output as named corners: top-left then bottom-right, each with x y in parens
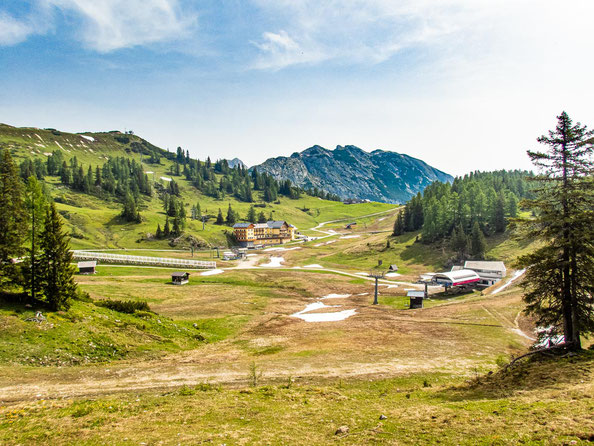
top-left (35, 143), bottom-right (46, 148)
top-left (43, 152), bottom-right (52, 156)
top-left (263, 246), bottom-right (301, 252)
top-left (378, 217), bottom-right (387, 222)
top-left (355, 272), bottom-right (369, 276)
top-left (321, 293), bottom-right (352, 300)
top-left (80, 135), bottom-right (95, 142)
top-left (55, 142), bottom-right (64, 150)
top-left (201, 269), bottom-right (224, 276)
top-left (303, 264), bottom-right (324, 269)
top-left (293, 309), bottom-right (357, 323)
top-left (357, 293), bottom-right (369, 296)
top-left (246, 254), bottom-right (258, 257)
top-left (340, 235), bottom-right (360, 239)
top-left (491, 269), bottom-right (526, 295)
top-left (144, 171), bottom-right (154, 174)
top-left (160, 176), bottom-right (172, 182)
top-left (35, 134), bottom-right (43, 141)
top-left (385, 272), bottom-right (401, 278)
top-left (260, 256), bottom-right (284, 267)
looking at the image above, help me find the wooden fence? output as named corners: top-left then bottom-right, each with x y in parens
top-left (73, 251), bottom-right (216, 269)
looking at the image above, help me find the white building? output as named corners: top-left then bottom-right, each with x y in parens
top-left (463, 261), bottom-right (507, 287)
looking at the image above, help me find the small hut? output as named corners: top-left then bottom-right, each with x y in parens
top-left (345, 222), bottom-right (357, 229)
top-left (407, 290), bottom-right (425, 309)
top-left (389, 264), bottom-right (398, 272)
top-left (77, 261), bottom-right (96, 275)
top-left (171, 272), bottom-right (190, 285)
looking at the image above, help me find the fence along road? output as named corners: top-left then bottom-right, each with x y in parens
top-left (73, 251), bottom-right (216, 269)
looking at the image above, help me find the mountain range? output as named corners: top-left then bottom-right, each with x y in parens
top-left (251, 145), bottom-right (452, 203)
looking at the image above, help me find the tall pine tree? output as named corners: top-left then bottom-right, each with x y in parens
top-left (517, 112), bottom-right (594, 350)
top-left (0, 149), bottom-right (27, 286)
top-left (38, 203), bottom-right (77, 311)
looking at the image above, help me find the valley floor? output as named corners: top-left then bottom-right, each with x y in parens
top-left (1, 212), bottom-right (590, 444)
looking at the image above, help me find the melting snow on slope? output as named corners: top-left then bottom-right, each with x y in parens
top-left (340, 235), bottom-right (360, 239)
top-left (385, 272), bottom-right (401, 278)
top-left (291, 301), bottom-right (357, 322)
top-left (260, 256), bottom-right (284, 267)
top-left (321, 294), bottom-right (352, 299)
top-left (303, 264), bottom-right (324, 269)
top-left (80, 135), bottom-right (95, 142)
top-left (201, 269), bottom-right (224, 276)
top-left (263, 246), bottom-right (301, 252)
top-left (491, 269), bottom-right (526, 295)
top-left (160, 176), bottom-right (172, 182)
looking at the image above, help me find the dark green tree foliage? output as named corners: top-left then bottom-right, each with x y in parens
top-left (0, 149), bottom-right (28, 285)
top-left (517, 112), bottom-right (594, 350)
top-left (450, 223), bottom-right (469, 258)
top-left (470, 221), bottom-right (487, 259)
top-left (257, 211), bottom-right (267, 223)
top-left (22, 177), bottom-right (48, 300)
top-left (38, 203), bottom-right (77, 311)
top-left (121, 193), bottom-right (141, 223)
top-left (246, 205), bottom-right (256, 223)
top-left (400, 170), bottom-right (532, 243)
top-left (392, 210), bottom-right (405, 236)
top-left (216, 208), bottom-right (224, 225)
top-left (226, 203), bottom-right (237, 226)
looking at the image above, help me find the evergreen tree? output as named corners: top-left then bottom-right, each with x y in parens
top-left (392, 211), bottom-right (405, 236)
top-left (121, 193), bottom-right (141, 222)
top-left (470, 221), bottom-right (486, 259)
top-left (38, 203), bottom-right (77, 311)
top-left (257, 211), bottom-right (267, 223)
top-left (156, 223), bottom-right (163, 239)
top-left (226, 203), bottom-right (236, 226)
top-left (450, 223), bottom-right (469, 259)
top-left (493, 193), bottom-right (506, 233)
top-left (172, 217), bottom-right (181, 236)
top-left (246, 205), bottom-right (256, 223)
top-left (196, 202), bottom-right (202, 218)
top-left (216, 208), bottom-right (224, 225)
top-left (164, 217), bottom-right (171, 237)
top-left (23, 177), bottom-right (47, 301)
top-left (0, 149), bottom-right (28, 285)
top-left (517, 112), bottom-right (594, 350)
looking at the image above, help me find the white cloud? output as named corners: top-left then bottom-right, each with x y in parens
top-left (0, 0), bottom-right (197, 52)
top-left (0, 12), bottom-right (35, 45)
top-left (45, 0), bottom-right (197, 52)
top-left (249, 0), bottom-right (483, 69)
top-left (251, 30), bottom-right (327, 70)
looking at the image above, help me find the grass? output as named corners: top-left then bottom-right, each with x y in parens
top-left (0, 296), bottom-right (237, 366)
top-left (0, 351), bottom-right (592, 444)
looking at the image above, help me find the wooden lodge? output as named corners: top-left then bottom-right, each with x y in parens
top-left (77, 261), bottom-right (96, 275)
top-left (171, 272), bottom-right (190, 285)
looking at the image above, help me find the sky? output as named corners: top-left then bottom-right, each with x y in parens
top-left (1, 0), bottom-right (593, 176)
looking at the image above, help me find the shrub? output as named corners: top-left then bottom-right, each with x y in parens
top-left (94, 299), bottom-right (151, 314)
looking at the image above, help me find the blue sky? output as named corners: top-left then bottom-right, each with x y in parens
top-left (1, 0), bottom-right (593, 175)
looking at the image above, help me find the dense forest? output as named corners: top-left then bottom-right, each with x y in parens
top-left (393, 170), bottom-right (532, 258)
top-left (17, 146), bottom-right (340, 227)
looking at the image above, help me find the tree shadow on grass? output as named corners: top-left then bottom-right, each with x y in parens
top-left (437, 350), bottom-right (594, 402)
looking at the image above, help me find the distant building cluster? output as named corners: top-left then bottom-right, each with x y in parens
top-left (233, 221), bottom-right (296, 248)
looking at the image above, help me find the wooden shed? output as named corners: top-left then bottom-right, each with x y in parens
top-left (389, 264), bottom-right (398, 272)
top-left (407, 290), bottom-right (425, 309)
top-left (77, 261), bottom-right (96, 275)
top-left (172, 272), bottom-right (190, 285)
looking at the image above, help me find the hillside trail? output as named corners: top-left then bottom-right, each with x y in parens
top-left (309, 207), bottom-right (399, 237)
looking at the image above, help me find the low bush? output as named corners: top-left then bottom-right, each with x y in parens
top-left (94, 299), bottom-right (151, 314)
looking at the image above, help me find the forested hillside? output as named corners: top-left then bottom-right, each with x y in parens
top-left (393, 170), bottom-right (533, 259)
top-left (0, 124), bottom-right (390, 249)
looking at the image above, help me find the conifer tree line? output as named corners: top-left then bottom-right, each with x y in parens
top-left (393, 170), bottom-right (532, 257)
top-left (20, 152), bottom-right (152, 222)
top-left (1, 149), bottom-right (77, 311)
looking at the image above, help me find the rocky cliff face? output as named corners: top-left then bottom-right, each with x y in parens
top-left (252, 145), bottom-right (452, 203)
